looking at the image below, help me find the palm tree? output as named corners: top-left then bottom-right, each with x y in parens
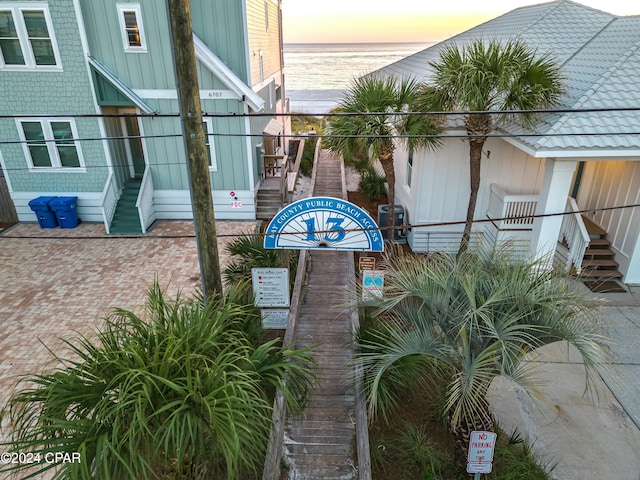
top-left (422, 39), bottom-right (564, 254)
top-left (326, 75), bottom-right (441, 238)
top-left (224, 234), bottom-right (297, 289)
top-left (1, 281), bottom-right (315, 480)
top-left (356, 246), bottom-right (608, 457)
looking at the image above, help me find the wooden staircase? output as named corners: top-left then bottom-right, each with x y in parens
top-left (579, 216), bottom-right (623, 285)
top-left (109, 179), bottom-right (143, 234)
top-left (256, 177), bottom-right (283, 220)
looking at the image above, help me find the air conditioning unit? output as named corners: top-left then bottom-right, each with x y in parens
top-left (377, 204), bottom-right (407, 243)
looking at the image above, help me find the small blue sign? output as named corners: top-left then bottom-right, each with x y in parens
top-left (264, 196), bottom-right (384, 252)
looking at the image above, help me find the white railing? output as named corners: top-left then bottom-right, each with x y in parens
top-left (136, 168), bottom-right (155, 234)
top-left (487, 184), bottom-right (538, 229)
top-left (558, 197), bottom-right (590, 272)
top-left (100, 172), bottom-right (118, 234)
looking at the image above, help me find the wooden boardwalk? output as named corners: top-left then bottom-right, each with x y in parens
top-left (283, 151), bottom-right (357, 479)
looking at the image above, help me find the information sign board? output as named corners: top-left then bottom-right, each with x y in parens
top-left (359, 256), bottom-right (376, 271)
top-left (252, 268), bottom-right (290, 307)
top-left (260, 309), bottom-right (290, 329)
top-left (466, 463), bottom-right (493, 474)
top-left (362, 270), bottom-right (384, 300)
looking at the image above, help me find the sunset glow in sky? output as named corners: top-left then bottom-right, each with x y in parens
top-left (282, 0), bottom-right (640, 43)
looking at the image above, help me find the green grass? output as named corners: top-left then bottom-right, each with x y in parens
top-left (291, 113), bottom-right (324, 135)
top-left (290, 112), bottom-right (324, 177)
top-left (367, 372), bottom-right (554, 480)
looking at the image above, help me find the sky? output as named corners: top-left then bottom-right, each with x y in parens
top-left (282, 0), bottom-right (640, 43)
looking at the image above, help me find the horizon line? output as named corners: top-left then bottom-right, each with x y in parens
top-left (283, 40), bottom-right (438, 45)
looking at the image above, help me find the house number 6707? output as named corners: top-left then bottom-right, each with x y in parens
top-left (303, 217), bottom-right (346, 242)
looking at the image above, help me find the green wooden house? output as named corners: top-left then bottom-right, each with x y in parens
top-left (0, 0), bottom-right (288, 233)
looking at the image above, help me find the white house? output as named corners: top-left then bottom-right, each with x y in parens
top-left (371, 0), bottom-right (640, 285)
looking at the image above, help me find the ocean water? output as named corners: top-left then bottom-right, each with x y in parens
top-left (284, 42), bottom-right (432, 114)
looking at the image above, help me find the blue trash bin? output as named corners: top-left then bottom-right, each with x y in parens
top-left (48, 196), bottom-right (78, 228)
top-left (28, 196), bottom-right (59, 228)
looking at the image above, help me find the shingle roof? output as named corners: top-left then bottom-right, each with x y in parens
top-left (371, 0), bottom-right (640, 155)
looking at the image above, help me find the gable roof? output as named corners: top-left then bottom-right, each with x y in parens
top-left (193, 34), bottom-right (265, 112)
top-left (371, 0), bottom-right (640, 156)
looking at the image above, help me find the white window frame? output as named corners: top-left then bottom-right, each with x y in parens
top-left (0, 4), bottom-right (62, 71)
top-left (406, 148), bottom-right (413, 188)
top-left (16, 118), bottom-right (86, 172)
top-left (264, 0), bottom-right (269, 31)
top-left (116, 4), bottom-right (147, 53)
top-left (204, 118), bottom-right (217, 171)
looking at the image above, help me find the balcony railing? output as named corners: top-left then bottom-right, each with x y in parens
top-left (487, 184), bottom-right (538, 229)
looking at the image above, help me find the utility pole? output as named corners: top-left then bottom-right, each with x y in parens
top-left (166, 0), bottom-right (223, 299)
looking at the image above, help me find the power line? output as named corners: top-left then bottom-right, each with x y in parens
top-left (2, 202), bottom-right (638, 241)
top-left (1, 105), bottom-right (640, 119)
top-left (1, 128), bottom-right (639, 149)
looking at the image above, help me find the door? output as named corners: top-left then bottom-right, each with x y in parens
top-left (119, 108), bottom-right (146, 178)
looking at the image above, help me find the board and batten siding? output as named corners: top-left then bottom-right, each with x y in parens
top-left (79, 0), bottom-right (175, 89)
top-left (190, 0), bottom-right (248, 83)
top-left (577, 159), bottom-right (640, 282)
top-left (400, 136), bottom-right (545, 253)
top-left (139, 99), bottom-right (251, 192)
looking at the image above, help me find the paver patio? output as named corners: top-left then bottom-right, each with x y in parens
top-left (0, 220), bottom-right (256, 438)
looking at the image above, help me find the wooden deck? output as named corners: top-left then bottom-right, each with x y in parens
top-left (283, 150), bottom-right (357, 479)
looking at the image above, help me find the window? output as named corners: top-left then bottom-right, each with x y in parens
top-left (264, 0), bottom-right (269, 31)
top-left (203, 118), bottom-right (217, 171)
top-left (259, 50), bottom-right (264, 82)
top-left (406, 148), bottom-right (414, 187)
top-left (117, 4), bottom-right (146, 52)
top-left (18, 119), bottom-right (84, 170)
top-left (0, 5), bottom-right (60, 69)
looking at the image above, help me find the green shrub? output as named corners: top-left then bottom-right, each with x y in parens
top-left (489, 429), bottom-right (556, 480)
top-left (224, 234), bottom-right (297, 288)
top-left (299, 136), bottom-right (317, 176)
top-left (395, 423), bottom-right (450, 477)
top-left (358, 168), bottom-right (387, 200)
top-left (0, 282), bottom-right (315, 480)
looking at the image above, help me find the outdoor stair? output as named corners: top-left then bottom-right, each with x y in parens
top-left (109, 179), bottom-right (143, 235)
top-left (256, 177), bottom-right (283, 220)
top-left (579, 216), bottom-right (623, 284)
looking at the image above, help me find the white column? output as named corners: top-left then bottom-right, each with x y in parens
top-left (530, 158), bottom-right (578, 262)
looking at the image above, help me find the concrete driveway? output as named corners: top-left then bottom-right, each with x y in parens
top-left (489, 289), bottom-right (640, 480)
top-left (0, 220), bottom-right (255, 427)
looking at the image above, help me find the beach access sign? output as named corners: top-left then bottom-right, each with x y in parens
top-left (263, 197), bottom-right (383, 252)
top-left (467, 431), bottom-right (497, 474)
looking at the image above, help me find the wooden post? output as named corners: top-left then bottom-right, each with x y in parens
top-left (166, 0), bottom-right (223, 298)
